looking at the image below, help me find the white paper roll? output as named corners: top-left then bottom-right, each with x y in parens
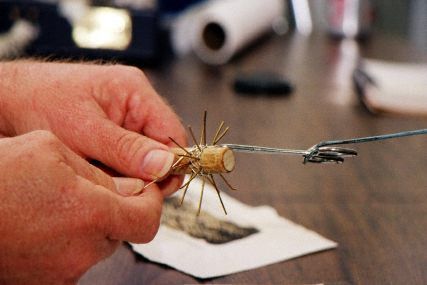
top-left (191, 0), bottom-right (284, 65)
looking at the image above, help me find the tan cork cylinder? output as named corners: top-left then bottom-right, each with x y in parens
top-left (171, 146), bottom-right (235, 174)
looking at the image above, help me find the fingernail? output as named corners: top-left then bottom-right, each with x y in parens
top-left (142, 150), bottom-right (175, 180)
top-left (114, 178), bottom-right (144, 196)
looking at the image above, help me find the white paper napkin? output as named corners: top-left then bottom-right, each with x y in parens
top-left (359, 59), bottom-right (427, 115)
top-left (131, 178), bottom-right (336, 279)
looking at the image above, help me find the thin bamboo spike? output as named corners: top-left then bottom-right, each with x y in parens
top-left (188, 164), bottom-right (198, 174)
top-left (177, 153), bottom-right (199, 160)
top-left (179, 169), bottom-right (199, 190)
top-left (211, 121), bottom-right (225, 145)
top-left (171, 156), bottom-right (185, 169)
top-left (200, 110), bottom-right (207, 146)
top-left (180, 181), bottom-right (192, 205)
top-left (142, 177), bottom-right (160, 190)
top-left (219, 173), bottom-right (237, 191)
top-left (209, 174), bottom-right (227, 215)
top-left (180, 173), bottom-right (196, 205)
top-left (197, 177), bottom-right (205, 216)
top-left (188, 125), bottom-right (202, 151)
top-left (213, 126), bottom-right (229, 145)
top-left (169, 136), bottom-right (192, 156)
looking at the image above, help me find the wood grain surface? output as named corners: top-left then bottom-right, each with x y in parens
top-left (80, 33), bottom-right (427, 285)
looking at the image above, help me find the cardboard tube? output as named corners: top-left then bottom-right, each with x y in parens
top-left (192, 0), bottom-right (284, 65)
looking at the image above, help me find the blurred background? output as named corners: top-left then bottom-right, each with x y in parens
top-left (0, 0), bottom-right (426, 64)
top-left (2, 0), bottom-right (425, 116)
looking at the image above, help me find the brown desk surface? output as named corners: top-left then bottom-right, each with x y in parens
top-left (81, 33), bottom-right (427, 285)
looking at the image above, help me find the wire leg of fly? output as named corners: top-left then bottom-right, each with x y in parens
top-left (188, 125), bottom-right (202, 151)
top-left (212, 121), bottom-right (225, 145)
top-left (180, 172), bottom-right (197, 205)
top-left (171, 156), bottom-right (185, 170)
top-left (200, 110), bottom-right (207, 146)
top-left (213, 126), bottom-right (229, 145)
top-left (197, 177), bottom-right (205, 216)
top-left (208, 174), bottom-right (227, 214)
top-left (219, 173), bottom-right (237, 191)
top-left (169, 136), bottom-right (194, 157)
top-left (179, 169), bottom-right (199, 190)
top-left (140, 177), bottom-right (160, 193)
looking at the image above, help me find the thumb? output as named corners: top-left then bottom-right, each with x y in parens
top-left (78, 175), bottom-right (163, 243)
top-left (112, 177), bottom-right (144, 196)
top-left (72, 119), bottom-right (175, 181)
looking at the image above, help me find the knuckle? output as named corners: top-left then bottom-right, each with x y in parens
top-left (29, 130), bottom-right (61, 148)
top-left (29, 129), bottom-right (57, 141)
top-left (20, 131), bottom-right (65, 161)
top-left (102, 65), bottom-right (145, 99)
top-left (109, 65), bottom-right (145, 83)
top-left (118, 65), bottom-right (145, 78)
top-left (103, 76), bottom-right (126, 97)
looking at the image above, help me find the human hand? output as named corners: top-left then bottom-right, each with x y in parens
top-left (0, 131), bottom-right (163, 285)
top-left (0, 60), bottom-right (187, 196)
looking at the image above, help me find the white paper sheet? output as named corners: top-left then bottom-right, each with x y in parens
top-left (360, 59), bottom-right (427, 115)
top-left (131, 178), bottom-right (337, 279)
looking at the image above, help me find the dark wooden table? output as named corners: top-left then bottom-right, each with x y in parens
top-left (80, 33), bottom-right (427, 285)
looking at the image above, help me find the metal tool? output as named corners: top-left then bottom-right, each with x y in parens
top-left (222, 128), bottom-right (427, 164)
top-left (162, 110), bottom-right (427, 215)
top-left (221, 144), bottom-right (357, 164)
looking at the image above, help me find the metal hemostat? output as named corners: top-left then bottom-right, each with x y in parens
top-left (222, 128), bottom-right (427, 163)
top-left (145, 110), bottom-right (427, 215)
top-left (221, 144), bottom-right (358, 164)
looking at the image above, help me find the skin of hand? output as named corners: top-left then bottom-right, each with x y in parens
top-left (0, 131), bottom-right (163, 285)
top-left (0, 60), bottom-right (187, 196)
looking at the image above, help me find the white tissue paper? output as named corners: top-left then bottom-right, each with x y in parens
top-left (359, 59), bottom-right (427, 115)
top-left (131, 178), bottom-right (337, 279)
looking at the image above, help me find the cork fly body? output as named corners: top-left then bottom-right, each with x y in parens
top-left (139, 111), bottom-right (237, 216)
